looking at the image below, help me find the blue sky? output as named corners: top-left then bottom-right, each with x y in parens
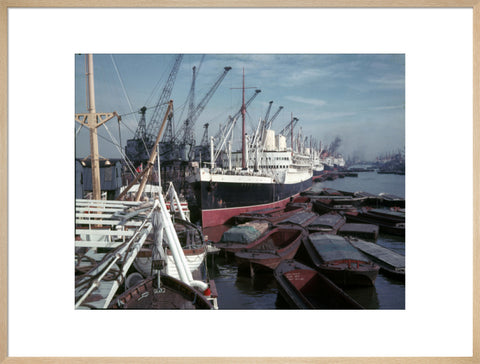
top-left (75, 54), bottom-right (404, 161)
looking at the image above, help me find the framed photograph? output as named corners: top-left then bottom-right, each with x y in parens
top-left (1, 1), bottom-right (478, 363)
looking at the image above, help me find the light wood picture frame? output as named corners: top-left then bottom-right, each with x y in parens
top-left (1, 1), bottom-right (478, 363)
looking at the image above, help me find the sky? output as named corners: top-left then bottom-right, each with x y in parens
top-left (75, 54), bottom-right (405, 161)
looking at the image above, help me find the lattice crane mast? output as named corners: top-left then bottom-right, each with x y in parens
top-left (176, 66), bottom-right (232, 149)
top-left (279, 116), bottom-right (299, 138)
top-left (125, 54), bottom-right (183, 163)
top-left (200, 123), bottom-right (210, 146)
top-left (186, 66), bottom-right (197, 129)
top-left (134, 106), bottom-right (147, 139)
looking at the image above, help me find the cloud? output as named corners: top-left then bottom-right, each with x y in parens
top-left (283, 68), bottom-right (332, 85)
top-left (368, 75), bottom-right (405, 89)
top-left (307, 111), bottom-right (358, 121)
top-left (285, 96), bottom-right (327, 107)
top-left (76, 54), bottom-right (405, 160)
top-left (369, 104), bottom-right (405, 111)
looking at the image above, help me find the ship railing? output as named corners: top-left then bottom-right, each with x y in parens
top-left (75, 199), bottom-right (156, 309)
top-left (209, 167), bottom-right (282, 178)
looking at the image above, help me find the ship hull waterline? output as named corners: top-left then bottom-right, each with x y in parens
top-left (192, 176), bottom-right (313, 228)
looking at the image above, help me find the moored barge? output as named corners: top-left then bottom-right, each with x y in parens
top-left (274, 259), bottom-right (363, 309)
top-left (302, 233), bottom-right (379, 287)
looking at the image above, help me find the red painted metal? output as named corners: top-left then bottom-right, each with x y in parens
top-left (201, 192), bottom-right (302, 228)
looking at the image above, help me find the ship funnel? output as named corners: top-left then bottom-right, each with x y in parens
top-left (264, 129), bottom-right (276, 151)
top-left (276, 135), bottom-right (287, 151)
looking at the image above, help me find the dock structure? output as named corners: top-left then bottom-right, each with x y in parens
top-left (75, 199), bottom-right (155, 309)
top-left (348, 238), bottom-right (405, 280)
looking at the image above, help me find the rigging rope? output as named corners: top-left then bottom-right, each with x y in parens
top-left (76, 124), bottom-right (84, 136)
top-left (101, 123), bottom-right (138, 177)
top-left (110, 55), bottom-right (138, 124)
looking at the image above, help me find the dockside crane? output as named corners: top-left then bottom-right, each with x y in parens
top-left (175, 66), bottom-right (232, 160)
top-left (134, 106), bottom-right (147, 140)
top-left (214, 88), bottom-right (262, 149)
top-left (264, 101), bottom-right (273, 125)
top-left (279, 116), bottom-right (299, 139)
top-left (252, 103), bottom-right (284, 149)
top-left (266, 105), bottom-right (283, 130)
top-left (187, 66), bottom-right (197, 127)
top-left (200, 123), bottom-right (210, 146)
top-left (125, 54), bottom-right (183, 164)
top-left (118, 101), bottom-right (174, 201)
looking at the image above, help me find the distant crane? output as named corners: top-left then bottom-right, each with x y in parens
top-left (134, 106), bottom-right (147, 140)
top-left (252, 102), bottom-right (284, 148)
top-left (266, 105), bottom-right (283, 130)
top-left (200, 123), bottom-right (210, 146)
top-left (160, 59), bottom-right (201, 162)
top-left (279, 116), bottom-right (299, 151)
top-left (191, 122), bottom-right (211, 164)
top-left (264, 101), bottom-right (273, 125)
top-left (214, 88), bottom-right (262, 147)
top-left (176, 66), bottom-right (232, 160)
top-left (125, 54), bottom-right (183, 164)
top-left (279, 116), bottom-right (299, 139)
top-left (175, 64), bottom-right (199, 144)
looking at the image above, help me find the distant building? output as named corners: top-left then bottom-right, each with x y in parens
top-left (75, 158), bottom-right (123, 199)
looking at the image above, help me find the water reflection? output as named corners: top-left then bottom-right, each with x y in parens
top-left (344, 285), bottom-right (379, 309)
top-left (205, 173), bottom-right (405, 310)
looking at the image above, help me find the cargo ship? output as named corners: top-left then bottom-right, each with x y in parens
top-left (189, 152), bottom-right (312, 227)
top-left (188, 71), bottom-right (312, 228)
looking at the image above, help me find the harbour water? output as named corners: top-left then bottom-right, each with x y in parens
top-left (207, 170), bottom-right (405, 309)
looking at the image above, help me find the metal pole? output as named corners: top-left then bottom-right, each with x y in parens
top-left (75, 55), bottom-right (116, 201)
top-left (87, 54), bottom-right (101, 200)
top-left (241, 69), bottom-right (246, 169)
top-left (135, 101), bottom-right (173, 201)
top-left (210, 136), bottom-right (215, 170)
top-left (157, 143), bottom-right (162, 197)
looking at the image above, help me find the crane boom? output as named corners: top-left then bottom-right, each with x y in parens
top-left (125, 55), bottom-right (183, 163)
top-left (214, 89), bottom-right (261, 142)
top-left (178, 66), bottom-right (232, 146)
top-left (187, 66), bottom-right (197, 124)
top-left (144, 55), bottom-right (183, 143)
top-left (266, 106), bottom-right (283, 130)
top-left (264, 101), bottom-right (273, 124)
top-left (279, 117), bottom-right (298, 138)
top-left (200, 123), bottom-right (210, 146)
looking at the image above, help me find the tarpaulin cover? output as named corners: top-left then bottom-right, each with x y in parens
top-left (220, 221), bottom-right (269, 244)
top-left (308, 214), bottom-right (344, 228)
top-left (279, 211), bottom-right (317, 226)
top-left (309, 233), bottom-right (368, 262)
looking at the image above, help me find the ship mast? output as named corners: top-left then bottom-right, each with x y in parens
top-left (75, 54), bottom-right (116, 200)
top-left (291, 113), bottom-right (293, 155)
top-left (241, 68), bottom-right (246, 169)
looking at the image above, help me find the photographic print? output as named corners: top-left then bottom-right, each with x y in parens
top-left (75, 54), bottom-right (405, 310)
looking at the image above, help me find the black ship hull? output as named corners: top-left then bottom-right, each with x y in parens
top-left (191, 175), bottom-right (312, 227)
